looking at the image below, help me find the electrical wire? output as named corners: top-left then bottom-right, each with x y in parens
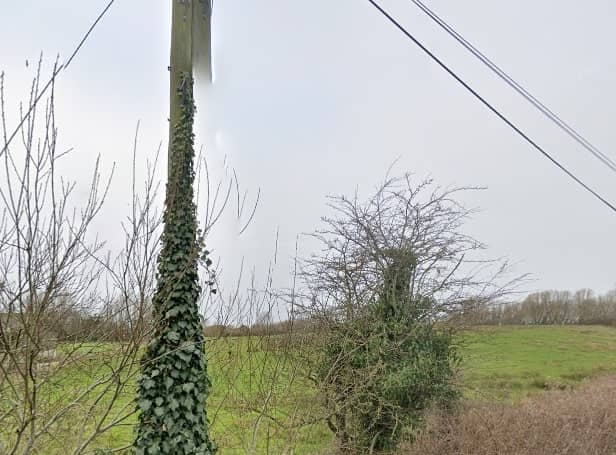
top-left (1, 0), bottom-right (116, 157)
top-left (409, 0), bottom-right (616, 174)
top-left (366, 0), bottom-right (616, 213)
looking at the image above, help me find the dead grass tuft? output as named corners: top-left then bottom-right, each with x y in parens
top-left (402, 375), bottom-right (616, 455)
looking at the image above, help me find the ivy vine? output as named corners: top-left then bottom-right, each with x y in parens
top-left (134, 73), bottom-right (216, 455)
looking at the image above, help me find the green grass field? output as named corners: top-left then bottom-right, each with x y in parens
top-left (460, 325), bottom-right (616, 401)
top-left (2, 325), bottom-right (616, 454)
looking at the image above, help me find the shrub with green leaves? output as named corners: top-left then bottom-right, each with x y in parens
top-left (303, 175), bottom-right (508, 453)
top-left (315, 258), bottom-right (460, 453)
top-left (134, 75), bottom-right (216, 455)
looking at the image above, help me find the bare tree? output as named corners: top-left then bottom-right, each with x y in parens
top-left (0, 59), bottom-right (272, 455)
top-left (301, 174), bottom-right (515, 318)
top-left (297, 173), bottom-right (518, 453)
top-left (0, 61), bottom-right (164, 455)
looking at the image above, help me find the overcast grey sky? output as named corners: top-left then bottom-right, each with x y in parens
top-left (2, 0), bottom-right (616, 298)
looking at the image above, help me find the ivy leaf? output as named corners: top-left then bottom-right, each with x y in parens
top-left (138, 399), bottom-right (152, 412)
top-left (169, 398), bottom-right (180, 411)
top-left (182, 382), bottom-right (195, 393)
top-left (178, 352), bottom-right (192, 362)
top-left (134, 77), bottom-right (216, 453)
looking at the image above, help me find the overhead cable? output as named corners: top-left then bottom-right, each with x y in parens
top-left (1, 0), bottom-right (117, 157)
top-left (409, 0), bottom-right (616, 173)
top-left (366, 0), bottom-right (616, 213)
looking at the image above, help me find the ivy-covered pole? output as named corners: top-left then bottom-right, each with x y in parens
top-left (134, 1), bottom-right (215, 454)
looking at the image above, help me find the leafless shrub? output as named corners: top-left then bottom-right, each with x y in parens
top-left (299, 174), bottom-right (517, 321)
top-left (200, 247), bottom-right (325, 454)
top-left (0, 60), bottom-right (161, 454)
top-left (0, 57), bottom-right (290, 455)
top-left (294, 173), bottom-right (520, 453)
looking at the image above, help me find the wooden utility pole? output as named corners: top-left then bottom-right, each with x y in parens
top-left (168, 1), bottom-right (193, 168)
top-left (134, 2), bottom-right (215, 453)
top-left (168, 0), bottom-right (212, 177)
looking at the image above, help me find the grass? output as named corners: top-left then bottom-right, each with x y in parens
top-left (59, 335), bottom-right (331, 454)
top-left (203, 336), bottom-right (331, 454)
top-left (459, 325), bottom-right (616, 401)
top-left (2, 325), bottom-right (615, 453)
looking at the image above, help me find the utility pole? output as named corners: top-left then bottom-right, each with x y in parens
top-left (167, 1), bottom-right (192, 179)
top-left (168, 0), bottom-right (212, 177)
top-left (134, 2), bottom-right (215, 454)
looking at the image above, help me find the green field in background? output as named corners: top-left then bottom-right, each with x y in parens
top-left (3, 325), bottom-right (615, 454)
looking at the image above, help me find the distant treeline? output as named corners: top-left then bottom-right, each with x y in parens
top-left (6, 288), bottom-right (614, 348)
top-left (466, 289), bottom-right (616, 326)
top-left (203, 319), bottom-right (314, 338)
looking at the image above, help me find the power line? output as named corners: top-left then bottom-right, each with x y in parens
top-left (409, 0), bottom-right (616, 174)
top-left (1, 0), bottom-right (116, 158)
top-left (366, 0), bottom-right (616, 214)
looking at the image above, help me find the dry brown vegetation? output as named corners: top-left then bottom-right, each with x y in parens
top-left (403, 375), bottom-right (616, 455)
